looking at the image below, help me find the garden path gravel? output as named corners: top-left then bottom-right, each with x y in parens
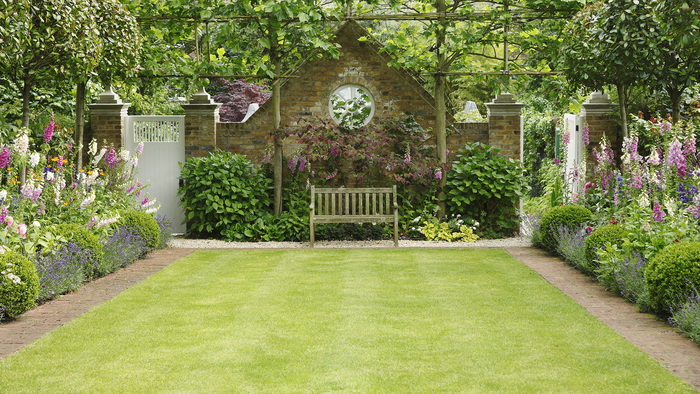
top-left (167, 236), bottom-right (534, 249)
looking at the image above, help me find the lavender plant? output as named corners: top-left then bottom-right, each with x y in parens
top-left (597, 245), bottom-right (652, 312)
top-left (669, 292), bottom-right (700, 344)
top-left (155, 215), bottom-right (172, 249)
top-left (98, 226), bottom-right (147, 277)
top-left (552, 224), bottom-right (594, 274)
top-left (34, 242), bottom-right (88, 302)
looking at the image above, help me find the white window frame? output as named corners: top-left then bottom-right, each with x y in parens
top-left (328, 84), bottom-right (376, 127)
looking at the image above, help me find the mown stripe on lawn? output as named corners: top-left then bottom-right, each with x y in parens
top-left (0, 249), bottom-right (693, 393)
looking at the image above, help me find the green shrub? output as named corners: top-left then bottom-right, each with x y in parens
top-left (584, 224), bottom-right (627, 264)
top-left (645, 242), bottom-right (700, 314)
top-left (179, 151), bottom-right (272, 238)
top-left (539, 205), bottom-right (592, 253)
top-left (118, 209), bottom-right (161, 251)
top-left (53, 223), bottom-right (104, 278)
top-left (0, 250), bottom-right (39, 320)
top-left (316, 223), bottom-right (387, 241)
top-left (444, 142), bottom-right (526, 238)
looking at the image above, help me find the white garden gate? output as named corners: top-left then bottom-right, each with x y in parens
top-left (563, 113), bottom-right (585, 196)
top-left (125, 115), bottom-right (186, 234)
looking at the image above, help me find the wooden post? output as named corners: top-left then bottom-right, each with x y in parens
top-left (271, 34), bottom-right (283, 215)
top-left (435, 0), bottom-right (447, 219)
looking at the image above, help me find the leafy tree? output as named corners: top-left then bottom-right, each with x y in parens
top-left (562, 0), bottom-right (700, 135)
top-left (74, 0), bottom-right (140, 168)
top-left (0, 0), bottom-right (101, 129)
top-left (561, 1), bottom-right (659, 138)
top-left (652, 0), bottom-right (700, 122)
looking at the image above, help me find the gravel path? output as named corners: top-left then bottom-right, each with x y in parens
top-left (168, 236), bottom-right (533, 249)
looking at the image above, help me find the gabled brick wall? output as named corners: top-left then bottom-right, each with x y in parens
top-left (216, 21), bottom-right (443, 162)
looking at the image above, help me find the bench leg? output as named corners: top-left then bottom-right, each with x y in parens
top-left (310, 220), bottom-right (315, 248)
top-left (394, 214), bottom-right (399, 247)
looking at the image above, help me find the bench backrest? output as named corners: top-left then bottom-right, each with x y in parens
top-left (310, 186), bottom-right (397, 220)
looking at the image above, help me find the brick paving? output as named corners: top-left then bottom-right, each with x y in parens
top-left (0, 245), bottom-right (699, 390)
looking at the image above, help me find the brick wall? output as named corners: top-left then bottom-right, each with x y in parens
top-left (215, 21), bottom-right (441, 162)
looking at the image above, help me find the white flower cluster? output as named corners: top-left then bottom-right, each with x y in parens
top-left (80, 192), bottom-right (96, 209)
top-left (28, 152), bottom-right (40, 168)
top-left (97, 214), bottom-right (121, 228)
top-left (1, 262), bottom-right (21, 285)
top-left (14, 128), bottom-right (29, 156)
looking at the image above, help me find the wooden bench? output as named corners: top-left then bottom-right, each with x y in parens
top-left (309, 185), bottom-right (399, 248)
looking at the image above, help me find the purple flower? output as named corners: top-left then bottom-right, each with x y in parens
top-left (562, 131), bottom-right (570, 146)
top-left (298, 157), bottom-right (306, 172)
top-left (288, 155), bottom-right (299, 172)
top-left (0, 148), bottom-right (10, 168)
top-left (105, 148), bottom-right (117, 169)
top-left (44, 116), bottom-right (55, 143)
top-left (653, 202), bottom-right (666, 222)
top-left (582, 124), bottom-right (590, 146)
top-left (434, 170), bottom-right (442, 179)
top-left (684, 134), bottom-right (696, 157)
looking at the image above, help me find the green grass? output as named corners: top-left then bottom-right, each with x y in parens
top-left (0, 249), bottom-right (693, 392)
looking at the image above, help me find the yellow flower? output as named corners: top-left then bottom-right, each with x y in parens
top-left (52, 157), bottom-right (58, 162)
top-left (99, 172), bottom-right (104, 176)
top-left (87, 171), bottom-right (92, 175)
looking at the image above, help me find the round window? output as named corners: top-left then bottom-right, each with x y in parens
top-left (329, 84), bottom-right (375, 128)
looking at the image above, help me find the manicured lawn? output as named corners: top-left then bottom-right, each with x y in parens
top-left (0, 249), bottom-right (693, 392)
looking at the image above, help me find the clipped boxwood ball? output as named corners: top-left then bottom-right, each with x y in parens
top-left (54, 223), bottom-right (104, 278)
top-left (584, 224), bottom-right (627, 264)
top-left (0, 250), bottom-right (40, 319)
top-left (645, 242), bottom-right (700, 314)
top-left (539, 205), bottom-right (592, 253)
top-left (119, 209), bottom-right (160, 251)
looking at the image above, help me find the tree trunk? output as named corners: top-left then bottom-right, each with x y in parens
top-left (435, 0), bottom-right (447, 219)
top-left (75, 81), bottom-right (86, 170)
top-left (616, 83), bottom-right (629, 140)
top-left (21, 75), bottom-right (30, 129)
top-left (668, 87), bottom-right (683, 124)
top-left (20, 74), bottom-right (30, 186)
top-left (271, 35), bottom-right (283, 215)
